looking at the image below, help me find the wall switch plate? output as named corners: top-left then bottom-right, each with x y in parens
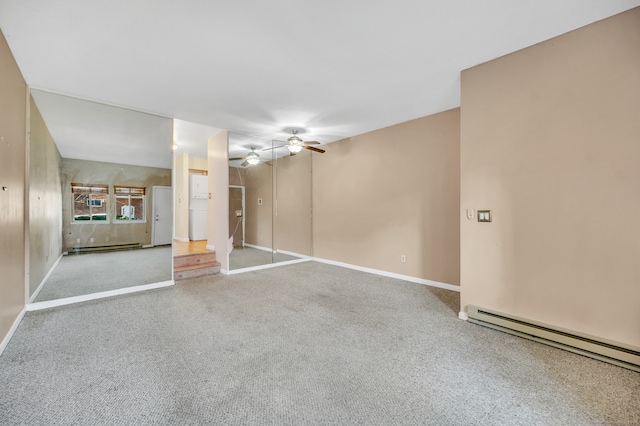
top-left (258, 198), bottom-right (263, 205)
top-left (401, 255), bottom-right (406, 263)
top-left (477, 210), bottom-right (492, 222)
top-left (466, 208), bottom-right (475, 220)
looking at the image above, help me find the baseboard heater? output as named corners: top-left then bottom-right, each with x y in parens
top-left (467, 305), bottom-right (640, 372)
top-left (68, 243), bottom-right (142, 254)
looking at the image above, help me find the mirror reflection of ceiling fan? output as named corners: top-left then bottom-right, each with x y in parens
top-left (229, 147), bottom-right (260, 167)
top-left (265, 129), bottom-right (326, 155)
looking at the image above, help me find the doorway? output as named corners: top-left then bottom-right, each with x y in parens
top-left (152, 186), bottom-right (173, 246)
top-left (229, 186), bottom-right (245, 248)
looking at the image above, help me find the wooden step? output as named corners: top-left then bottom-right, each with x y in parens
top-left (174, 251), bottom-right (217, 268)
top-left (174, 261), bottom-right (221, 280)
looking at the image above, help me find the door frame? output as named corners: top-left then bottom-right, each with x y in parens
top-left (229, 185), bottom-right (245, 248)
top-left (152, 185), bottom-right (172, 246)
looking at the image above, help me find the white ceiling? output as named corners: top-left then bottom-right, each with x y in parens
top-left (3, 1), bottom-right (640, 164)
top-left (173, 119), bottom-right (221, 160)
top-left (173, 121), bottom-right (290, 168)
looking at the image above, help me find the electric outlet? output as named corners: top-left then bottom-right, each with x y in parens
top-left (105, 237), bottom-right (109, 242)
top-left (89, 237), bottom-right (95, 243)
top-left (401, 255), bottom-right (406, 263)
top-left (76, 238), bottom-right (80, 243)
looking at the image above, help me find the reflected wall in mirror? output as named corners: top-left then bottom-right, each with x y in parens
top-left (28, 90), bottom-right (173, 304)
top-left (272, 148), bottom-right (312, 258)
top-left (228, 132), bottom-right (274, 270)
top-left (227, 131), bottom-right (312, 271)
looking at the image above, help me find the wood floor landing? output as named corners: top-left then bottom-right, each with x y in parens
top-left (173, 240), bottom-right (212, 256)
top-left (173, 240), bottom-right (220, 280)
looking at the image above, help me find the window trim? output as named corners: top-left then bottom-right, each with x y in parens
top-left (114, 186), bottom-right (147, 223)
top-left (71, 183), bottom-right (110, 224)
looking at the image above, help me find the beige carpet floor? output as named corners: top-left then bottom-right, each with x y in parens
top-left (2, 262), bottom-right (638, 425)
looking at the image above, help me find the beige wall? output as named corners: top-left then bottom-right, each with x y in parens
top-left (174, 153), bottom-right (189, 241)
top-left (28, 97), bottom-right (63, 297)
top-left (243, 162), bottom-right (273, 249)
top-left (233, 152), bottom-right (313, 256)
top-left (460, 8), bottom-right (640, 347)
top-left (61, 158), bottom-right (171, 249)
top-left (207, 131), bottom-right (229, 270)
top-left (275, 150), bottom-right (312, 256)
top-left (313, 110), bottom-right (460, 285)
top-left (189, 156), bottom-right (208, 172)
top-left (0, 28), bottom-right (27, 344)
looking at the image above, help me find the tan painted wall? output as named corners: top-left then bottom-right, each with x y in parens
top-left (189, 156), bottom-right (208, 172)
top-left (0, 28), bottom-right (27, 343)
top-left (174, 153), bottom-right (189, 241)
top-left (28, 97), bottom-right (63, 297)
top-left (243, 162), bottom-right (273, 249)
top-left (61, 158), bottom-right (171, 249)
top-left (207, 131), bottom-right (229, 270)
top-left (313, 110), bottom-right (460, 285)
top-left (460, 8), bottom-right (640, 347)
top-left (275, 150), bottom-right (312, 256)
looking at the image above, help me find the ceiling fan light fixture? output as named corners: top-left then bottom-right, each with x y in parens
top-left (246, 149), bottom-right (260, 165)
top-left (287, 135), bottom-right (304, 153)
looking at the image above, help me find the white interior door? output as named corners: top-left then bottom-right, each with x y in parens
top-left (152, 186), bottom-right (172, 246)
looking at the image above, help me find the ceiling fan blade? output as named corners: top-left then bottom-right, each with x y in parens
top-left (289, 151), bottom-right (296, 156)
top-left (241, 160), bottom-right (249, 167)
top-left (303, 145), bottom-right (325, 154)
top-left (262, 145), bottom-right (287, 151)
top-left (229, 157), bottom-right (245, 161)
top-left (303, 141), bottom-right (321, 145)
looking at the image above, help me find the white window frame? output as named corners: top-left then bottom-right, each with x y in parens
top-left (71, 183), bottom-right (110, 224)
top-left (114, 186), bottom-right (147, 223)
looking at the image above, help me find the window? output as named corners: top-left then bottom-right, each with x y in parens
top-left (115, 186), bottom-right (146, 221)
top-left (72, 184), bottom-right (109, 222)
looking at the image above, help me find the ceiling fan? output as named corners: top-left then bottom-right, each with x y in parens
top-left (229, 147), bottom-right (260, 167)
top-left (265, 129), bottom-right (326, 155)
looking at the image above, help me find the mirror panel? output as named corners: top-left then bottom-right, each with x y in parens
top-left (228, 132), bottom-right (275, 269)
top-left (227, 132), bottom-right (313, 271)
top-left (28, 90), bottom-right (173, 303)
top-left (273, 147), bottom-right (313, 258)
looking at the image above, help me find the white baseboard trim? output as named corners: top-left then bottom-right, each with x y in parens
top-left (458, 311), bottom-right (468, 320)
top-left (26, 280), bottom-right (175, 312)
top-left (226, 257), bottom-right (311, 275)
top-left (312, 257), bottom-right (460, 292)
top-left (206, 245), bottom-right (216, 251)
top-left (174, 237), bottom-right (189, 243)
top-left (220, 269), bottom-right (229, 275)
top-left (243, 243), bottom-right (272, 253)
top-left (29, 253), bottom-right (63, 303)
top-left (0, 307), bottom-right (27, 357)
top-left (142, 244), bottom-right (153, 248)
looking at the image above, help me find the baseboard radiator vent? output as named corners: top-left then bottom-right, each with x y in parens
top-left (467, 305), bottom-right (640, 372)
top-left (68, 243), bottom-right (142, 254)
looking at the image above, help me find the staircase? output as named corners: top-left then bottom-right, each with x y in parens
top-left (173, 242), bottom-right (221, 280)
